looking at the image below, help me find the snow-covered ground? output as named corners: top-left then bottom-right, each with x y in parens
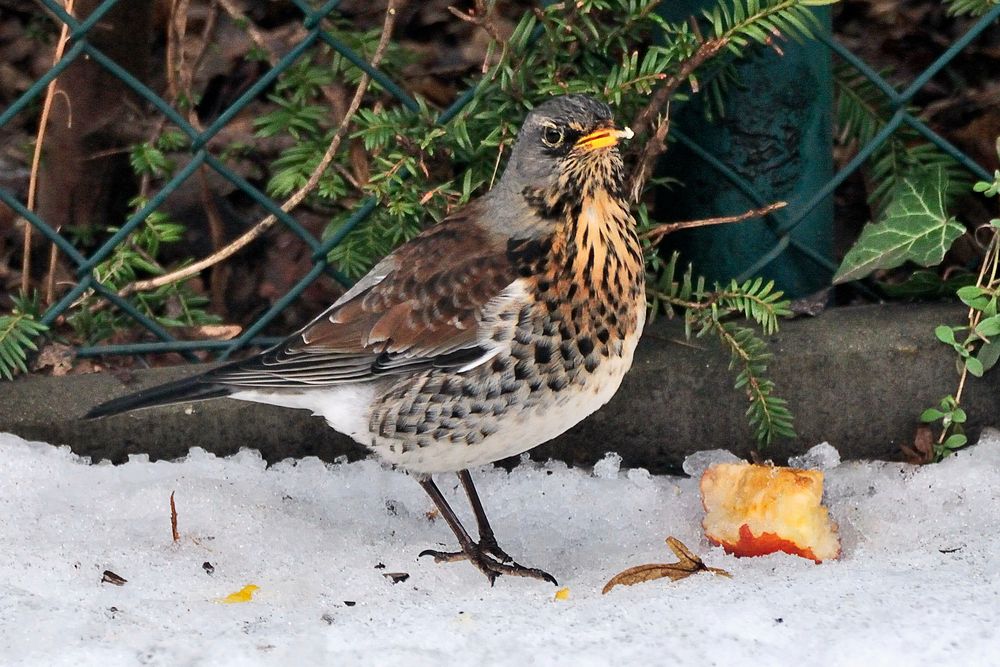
top-left (1, 430), bottom-right (999, 667)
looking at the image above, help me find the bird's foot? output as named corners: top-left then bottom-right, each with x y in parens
top-left (419, 543), bottom-right (557, 586)
top-left (477, 534), bottom-right (513, 563)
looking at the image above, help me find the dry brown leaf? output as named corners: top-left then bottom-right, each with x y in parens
top-left (602, 537), bottom-right (731, 594)
top-left (174, 324), bottom-right (242, 341)
top-left (30, 342), bottom-right (74, 376)
top-left (902, 425), bottom-right (935, 465)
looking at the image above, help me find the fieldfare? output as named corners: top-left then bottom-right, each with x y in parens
top-left (87, 94), bottom-right (646, 585)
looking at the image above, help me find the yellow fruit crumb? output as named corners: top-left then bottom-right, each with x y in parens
top-left (554, 587), bottom-right (570, 601)
top-left (219, 584), bottom-right (260, 604)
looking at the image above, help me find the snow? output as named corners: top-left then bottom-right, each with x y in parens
top-left (2, 430), bottom-right (1000, 667)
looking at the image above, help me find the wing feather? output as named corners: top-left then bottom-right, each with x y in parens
top-left (207, 204), bottom-right (525, 389)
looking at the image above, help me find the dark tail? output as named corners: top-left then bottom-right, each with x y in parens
top-left (84, 373), bottom-right (233, 419)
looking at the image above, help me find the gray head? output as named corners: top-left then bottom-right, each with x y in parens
top-left (496, 94), bottom-right (633, 207)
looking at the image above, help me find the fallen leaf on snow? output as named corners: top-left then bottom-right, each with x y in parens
top-left (603, 537), bottom-right (730, 594)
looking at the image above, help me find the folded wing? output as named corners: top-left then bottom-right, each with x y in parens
top-left (208, 206), bottom-right (521, 389)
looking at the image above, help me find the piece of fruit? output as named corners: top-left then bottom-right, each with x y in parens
top-left (701, 463), bottom-right (840, 563)
top-left (219, 584), bottom-right (260, 603)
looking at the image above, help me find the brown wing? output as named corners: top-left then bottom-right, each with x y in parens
top-left (209, 205), bottom-right (519, 388)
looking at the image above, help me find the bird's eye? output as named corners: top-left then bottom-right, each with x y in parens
top-left (541, 126), bottom-right (564, 148)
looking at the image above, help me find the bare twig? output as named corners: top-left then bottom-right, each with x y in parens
top-left (628, 100), bottom-right (670, 204)
top-left (166, 0), bottom-right (192, 103)
top-left (186, 0), bottom-right (220, 108)
top-left (642, 201), bottom-right (788, 247)
top-left (627, 36), bottom-right (728, 201)
top-left (217, 0), bottom-right (278, 66)
top-left (448, 1), bottom-right (508, 73)
top-left (118, 0), bottom-right (405, 298)
top-left (199, 167), bottom-right (230, 314)
top-left (488, 127), bottom-right (507, 189)
top-left (25, 0), bottom-right (75, 301)
top-left (170, 491), bottom-right (179, 542)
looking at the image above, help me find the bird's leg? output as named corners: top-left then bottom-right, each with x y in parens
top-left (457, 469), bottom-right (511, 563)
top-left (417, 475), bottom-right (557, 586)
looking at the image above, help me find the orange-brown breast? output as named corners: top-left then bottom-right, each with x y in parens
top-left (535, 188), bottom-right (644, 347)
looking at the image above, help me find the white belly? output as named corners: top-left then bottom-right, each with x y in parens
top-left (231, 306), bottom-right (645, 474)
top-left (230, 384), bottom-right (376, 445)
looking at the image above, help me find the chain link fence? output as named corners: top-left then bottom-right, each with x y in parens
top-left (1, 0), bottom-right (998, 364)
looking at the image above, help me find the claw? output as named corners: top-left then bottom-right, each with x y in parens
top-left (418, 544), bottom-right (557, 585)
top-left (416, 474), bottom-right (557, 586)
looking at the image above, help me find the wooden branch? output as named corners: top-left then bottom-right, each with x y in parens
top-left (448, 1), bottom-right (508, 73)
top-left (25, 0), bottom-right (76, 300)
top-left (118, 0), bottom-right (405, 299)
top-left (627, 35), bottom-right (729, 202)
top-left (217, 0), bottom-right (278, 66)
top-left (642, 201), bottom-right (788, 247)
top-left (170, 491), bottom-right (179, 542)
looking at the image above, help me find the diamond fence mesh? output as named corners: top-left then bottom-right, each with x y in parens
top-left (1, 0), bottom-right (998, 364)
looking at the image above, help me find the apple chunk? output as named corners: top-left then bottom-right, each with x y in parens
top-left (701, 463), bottom-right (840, 563)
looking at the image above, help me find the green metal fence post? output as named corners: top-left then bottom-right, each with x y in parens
top-left (657, 3), bottom-right (834, 297)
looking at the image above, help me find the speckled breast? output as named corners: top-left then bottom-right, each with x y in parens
top-left (367, 194), bottom-right (645, 474)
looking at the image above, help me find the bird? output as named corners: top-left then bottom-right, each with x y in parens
top-left (85, 94), bottom-right (646, 585)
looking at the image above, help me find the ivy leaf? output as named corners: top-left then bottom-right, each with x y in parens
top-left (833, 168), bottom-right (966, 284)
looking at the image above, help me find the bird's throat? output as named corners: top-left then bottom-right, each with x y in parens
top-left (565, 189), bottom-right (641, 291)
top-left (507, 184), bottom-right (645, 349)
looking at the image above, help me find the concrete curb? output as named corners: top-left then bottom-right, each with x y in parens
top-left (2, 303), bottom-right (997, 472)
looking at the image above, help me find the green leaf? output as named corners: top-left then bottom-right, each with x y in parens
top-left (975, 315), bottom-right (1000, 338)
top-left (0, 313), bottom-right (47, 380)
top-left (943, 433), bottom-right (968, 449)
top-left (934, 325), bottom-right (956, 345)
top-left (833, 168), bottom-right (966, 283)
top-left (965, 356), bottom-right (984, 377)
top-left (977, 339), bottom-right (1000, 372)
top-left (878, 270), bottom-right (975, 299)
top-left (957, 285), bottom-right (992, 309)
top-left (920, 408), bottom-right (945, 422)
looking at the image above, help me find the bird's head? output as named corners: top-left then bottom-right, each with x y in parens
top-left (498, 94), bottom-right (633, 218)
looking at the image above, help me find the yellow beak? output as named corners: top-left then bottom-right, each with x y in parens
top-left (575, 126), bottom-right (634, 151)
